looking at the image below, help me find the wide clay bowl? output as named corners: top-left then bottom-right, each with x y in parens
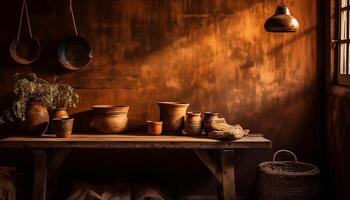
top-left (92, 105), bottom-right (129, 134)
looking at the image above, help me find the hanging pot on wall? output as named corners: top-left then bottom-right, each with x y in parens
top-left (10, 0), bottom-right (41, 64)
top-left (58, 0), bottom-right (92, 71)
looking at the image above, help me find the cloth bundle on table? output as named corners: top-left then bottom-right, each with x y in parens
top-left (208, 118), bottom-right (249, 140)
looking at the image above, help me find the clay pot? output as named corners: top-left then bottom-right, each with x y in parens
top-left (92, 105), bottom-right (129, 134)
top-left (51, 118), bottom-right (74, 138)
top-left (185, 112), bottom-right (202, 136)
top-left (25, 103), bottom-right (49, 135)
top-left (158, 102), bottom-right (189, 134)
top-left (146, 121), bottom-right (163, 136)
top-left (51, 108), bottom-right (69, 119)
top-left (203, 112), bottom-right (219, 134)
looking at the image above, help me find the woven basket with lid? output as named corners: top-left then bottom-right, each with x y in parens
top-left (257, 150), bottom-right (320, 200)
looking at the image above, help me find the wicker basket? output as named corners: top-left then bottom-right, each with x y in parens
top-left (257, 150), bottom-right (320, 200)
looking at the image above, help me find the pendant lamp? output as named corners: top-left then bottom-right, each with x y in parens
top-left (264, 0), bottom-right (299, 32)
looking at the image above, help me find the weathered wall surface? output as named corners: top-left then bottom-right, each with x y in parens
top-left (0, 0), bottom-right (321, 199)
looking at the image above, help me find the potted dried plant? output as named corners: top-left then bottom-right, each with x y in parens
top-left (50, 77), bottom-right (80, 119)
top-left (0, 73), bottom-right (79, 135)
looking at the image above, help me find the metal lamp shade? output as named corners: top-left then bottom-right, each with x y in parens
top-left (264, 4), bottom-right (299, 33)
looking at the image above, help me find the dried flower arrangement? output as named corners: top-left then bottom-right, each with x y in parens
top-left (0, 73), bottom-right (79, 124)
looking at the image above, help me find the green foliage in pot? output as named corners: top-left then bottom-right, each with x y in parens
top-left (0, 73), bottom-right (79, 124)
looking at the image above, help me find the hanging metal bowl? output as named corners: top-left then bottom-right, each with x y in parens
top-left (10, 35), bottom-right (41, 64)
top-left (57, 35), bottom-right (92, 71)
top-left (10, 0), bottom-right (41, 64)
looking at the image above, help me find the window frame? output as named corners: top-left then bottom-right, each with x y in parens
top-left (337, 0), bottom-right (350, 85)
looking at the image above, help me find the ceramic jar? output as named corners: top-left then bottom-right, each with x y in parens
top-left (51, 108), bottom-right (69, 119)
top-left (158, 102), bottom-right (189, 134)
top-left (51, 118), bottom-right (74, 138)
top-left (25, 103), bottom-right (49, 135)
top-left (185, 112), bottom-right (202, 136)
top-left (92, 105), bottom-right (129, 134)
top-left (203, 112), bottom-right (219, 134)
top-left (147, 121), bottom-right (163, 136)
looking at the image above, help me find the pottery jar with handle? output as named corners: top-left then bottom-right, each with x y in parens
top-left (185, 112), bottom-right (202, 136)
top-left (158, 102), bottom-right (189, 134)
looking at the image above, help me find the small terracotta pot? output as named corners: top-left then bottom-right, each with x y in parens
top-left (158, 102), bottom-right (189, 134)
top-left (51, 118), bottom-right (74, 138)
top-left (92, 105), bottom-right (129, 134)
top-left (147, 121), bottom-right (163, 136)
top-left (51, 108), bottom-right (69, 119)
top-left (25, 103), bottom-right (49, 135)
top-left (202, 112), bottom-right (219, 134)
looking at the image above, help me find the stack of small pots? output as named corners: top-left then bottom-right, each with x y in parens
top-left (50, 108), bottom-right (74, 138)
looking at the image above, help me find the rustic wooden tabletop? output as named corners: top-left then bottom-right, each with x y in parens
top-left (0, 134), bottom-right (271, 149)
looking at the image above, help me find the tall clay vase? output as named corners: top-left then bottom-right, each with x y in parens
top-left (158, 102), bottom-right (189, 134)
top-left (51, 108), bottom-right (69, 119)
top-left (25, 103), bottom-right (49, 135)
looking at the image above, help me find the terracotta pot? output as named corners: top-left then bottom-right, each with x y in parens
top-left (25, 103), bottom-right (49, 135)
top-left (185, 112), bottom-right (202, 136)
top-left (146, 121), bottom-right (163, 136)
top-left (92, 105), bottom-right (129, 134)
top-left (158, 102), bottom-right (189, 134)
top-left (51, 108), bottom-right (69, 119)
top-left (51, 118), bottom-right (74, 138)
top-left (203, 112), bottom-right (219, 134)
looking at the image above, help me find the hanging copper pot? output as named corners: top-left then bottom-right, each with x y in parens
top-left (58, 0), bottom-right (92, 71)
top-left (10, 0), bottom-right (41, 64)
top-left (264, 1), bottom-right (299, 33)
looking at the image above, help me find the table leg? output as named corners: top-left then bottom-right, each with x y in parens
top-left (33, 149), bottom-right (47, 200)
top-left (220, 150), bottom-right (236, 200)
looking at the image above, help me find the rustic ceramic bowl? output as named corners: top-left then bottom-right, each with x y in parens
top-left (92, 105), bottom-right (129, 134)
top-left (146, 121), bottom-right (163, 136)
top-left (51, 118), bottom-right (74, 138)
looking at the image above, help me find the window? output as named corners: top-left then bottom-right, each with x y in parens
top-left (338, 0), bottom-right (350, 85)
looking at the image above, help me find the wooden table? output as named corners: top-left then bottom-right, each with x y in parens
top-left (0, 134), bottom-right (271, 200)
